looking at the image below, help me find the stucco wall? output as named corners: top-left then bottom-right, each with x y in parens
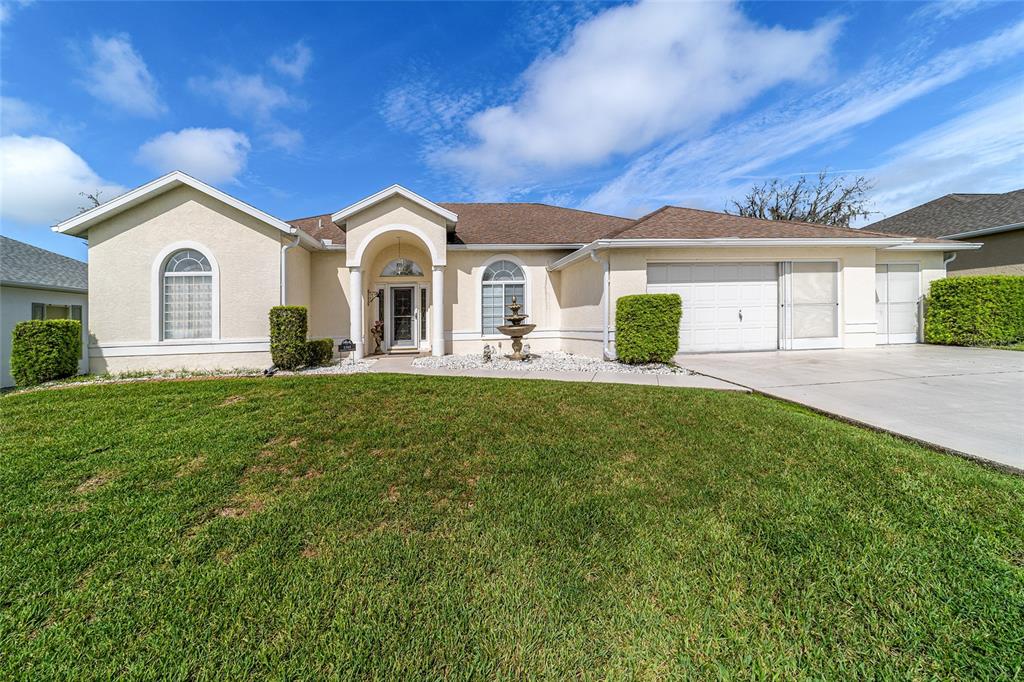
top-left (344, 195), bottom-right (448, 268)
top-left (308, 251), bottom-right (350, 340)
top-left (1, 285), bottom-right (88, 387)
top-left (948, 230), bottom-right (1023, 276)
top-left (87, 185), bottom-right (282, 346)
top-left (285, 242), bottom-right (311, 308)
top-left (444, 249), bottom-right (569, 355)
top-left (93, 351), bottom-right (271, 374)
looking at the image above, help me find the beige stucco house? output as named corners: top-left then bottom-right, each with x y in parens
top-left (53, 172), bottom-right (979, 373)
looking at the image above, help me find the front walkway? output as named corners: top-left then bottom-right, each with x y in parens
top-left (676, 345), bottom-right (1023, 473)
top-left (367, 355), bottom-right (744, 390)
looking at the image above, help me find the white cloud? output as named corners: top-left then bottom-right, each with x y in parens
top-left (865, 87), bottom-right (1024, 222)
top-left (0, 135), bottom-right (125, 224)
top-left (262, 126), bottom-right (303, 153)
top-left (580, 19), bottom-right (1024, 216)
top-left (383, 81), bottom-right (482, 138)
top-left (0, 96), bottom-right (45, 133)
top-left (79, 34), bottom-right (165, 117)
top-left (0, 0), bottom-right (35, 26)
top-left (439, 1), bottom-right (841, 188)
top-left (189, 72), bottom-right (299, 122)
top-left (136, 128), bottom-right (251, 183)
top-left (270, 41), bottom-right (313, 81)
top-left (911, 0), bottom-right (983, 22)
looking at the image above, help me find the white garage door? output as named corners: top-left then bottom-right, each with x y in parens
top-left (647, 262), bottom-right (779, 353)
top-left (876, 264), bottom-right (920, 344)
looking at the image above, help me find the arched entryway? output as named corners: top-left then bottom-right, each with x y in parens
top-left (348, 225), bottom-right (445, 359)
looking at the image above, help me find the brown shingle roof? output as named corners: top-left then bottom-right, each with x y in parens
top-left (607, 206), bottom-right (932, 241)
top-left (865, 189), bottom-right (1024, 238)
top-left (288, 203), bottom-right (632, 246)
top-left (439, 203), bottom-right (631, 245)
top-left (287, 202), bottom-right (956, 247)
top-left (288, 214), bottom-right (345, 243)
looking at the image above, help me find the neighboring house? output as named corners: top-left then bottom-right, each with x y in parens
top-left (52, 172), bottom-right (978, 373)
top-left (866, 189), bottom-right (1024, 275)
top-left (1, 236), bottom-right (88, 387)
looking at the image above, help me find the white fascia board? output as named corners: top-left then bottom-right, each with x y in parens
top-left (885, 241), bottom-right (983, 251)
top-left (940, 222), bottom-right (1024, 240)
top-left (447, 243), bottom-right (583, 251)
top-left (53, 171), bottom-right (299, 238)
top-left (547, 237), bottom-right (914, 271)
top-left (330, 184), bottom-right (458, 225)
top-left (1, 280), bottom-right (88, 294)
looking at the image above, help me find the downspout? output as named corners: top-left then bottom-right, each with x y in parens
top-left (943, 252), bottom-right (957, 269)
top-left (590, 250), bottom-right (613, 360)
top-left (280, 232), bottom-right (301, 305)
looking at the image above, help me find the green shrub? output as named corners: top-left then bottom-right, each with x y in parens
top-left (305, 338), bottom-right (334, 367)
top-left (270, 306), bottom-right (308, 370)
top-left (925, 275), bottom-right (1024, 346)
top-left (10, 319), bottom-right (82, 386)
top-left (615, 294), bottom-right (682, 364)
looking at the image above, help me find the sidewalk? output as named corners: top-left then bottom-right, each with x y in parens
top-left (366, 355), bottom-right (746, 391)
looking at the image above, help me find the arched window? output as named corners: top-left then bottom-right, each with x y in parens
top-left (380, 258), bottom-right (424, 277)
top-left (482, 259), bottom-right (525, 335)
top-left (162, 249), bottom-right (213, 339)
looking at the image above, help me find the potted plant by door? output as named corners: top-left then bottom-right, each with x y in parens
top-left (371, 320), bottom-right (385, 355)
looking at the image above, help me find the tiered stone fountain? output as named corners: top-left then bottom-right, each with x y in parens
top-left (496, 296), bottom-right (535, 361)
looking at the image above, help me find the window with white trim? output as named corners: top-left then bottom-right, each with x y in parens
top-left (381, 258), bottom-right (424, 277)
top-left (482, 260), bottom-right (525, 335)
top-left (162, 249), bottom-right (213, 339)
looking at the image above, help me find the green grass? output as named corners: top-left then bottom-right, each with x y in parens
top-left (1, 375), bottom-right (1022, 679)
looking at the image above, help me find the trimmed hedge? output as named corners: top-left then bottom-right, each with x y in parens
top-left (615, 294), bottom-right (682, 364)
top-left (10, 319), bottom-right (82, 386)
top-left (925, 275), bottom-right (1024, 346)
top-left (270, 306), bottom-right (308, 370)
top-left (305, 338), bottom-right (334, 367)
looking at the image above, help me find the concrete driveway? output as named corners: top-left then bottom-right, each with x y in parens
top-left (676, 345), bottom-right (1023, 472)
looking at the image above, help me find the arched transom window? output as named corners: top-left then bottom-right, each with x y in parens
top-left (381, 258), bottom-right (424, 277)
top-left (162, 249), bottom-right (213, 339)
top-left (482, 259), bottom-right (525, 335)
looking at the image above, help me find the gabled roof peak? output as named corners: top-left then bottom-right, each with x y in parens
top-left (52, 170), bottom-right (306, 243)
top-left (330, 184), bottom-right (458, 226)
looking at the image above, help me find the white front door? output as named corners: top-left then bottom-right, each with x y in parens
top-left (876, 264), bottom-right (920, 344)
top-left (389, 286), bottom-right (417, 349)
top-left (647, 262), bottom-right (779, 353)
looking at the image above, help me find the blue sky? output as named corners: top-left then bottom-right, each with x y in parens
top-left (1, 0), bottom-right (1021, 260)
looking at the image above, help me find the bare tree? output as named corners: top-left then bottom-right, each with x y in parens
top-left (727, 171), bottom-right (875, 227)
top-left (77, 190), bottom-right (104, 214)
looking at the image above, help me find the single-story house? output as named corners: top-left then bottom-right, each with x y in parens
top-left (52, 171), bottom-right (979, 373)
top-left (866, 189), bottom-right (1023, 276)
top-left (1, 236), bottom-right (89, 387)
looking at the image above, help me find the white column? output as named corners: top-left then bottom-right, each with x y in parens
top-left (349, 266), bottom-right (364, 360)
top-left (431, 265), bottom-right (445, 356)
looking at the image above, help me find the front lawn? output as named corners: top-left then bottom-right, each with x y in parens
top-left (2, 375), bottom-right (1022, 678)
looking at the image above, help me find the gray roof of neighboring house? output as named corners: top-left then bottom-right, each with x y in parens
top-left (865, 189), bottom-right (1024, 239)
top-left (0, 236), bottom-right (88, 292)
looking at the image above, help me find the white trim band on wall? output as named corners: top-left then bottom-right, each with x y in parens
top-left (91, 339), bottom-right (270, 357)
top-left (446, 328), bottom-right (604, 342)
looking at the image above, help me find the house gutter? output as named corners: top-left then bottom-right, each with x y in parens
top-left (280, 233), bottom-right (301, 305)
top-left (548, 237), bottom-right (915, 272)
top-left (590, 250), bottom-right (613, 360)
